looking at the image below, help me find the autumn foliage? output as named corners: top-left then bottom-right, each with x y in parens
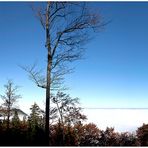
top-left (0, 112), bottom-right (148, 146)
top-left (0, 84), bottom-right (148, 146)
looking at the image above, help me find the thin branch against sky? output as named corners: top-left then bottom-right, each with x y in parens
top-left (0, 2), bottom-right (148, 133)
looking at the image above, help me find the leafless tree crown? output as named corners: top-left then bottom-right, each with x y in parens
top-left (0, 80), bottom-right (21, 129)
top-left (24, 2), bottom-right (104, 90)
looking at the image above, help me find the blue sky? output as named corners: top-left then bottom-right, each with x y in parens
top-left (66, 2), bottom-right (148, 108)
top-left (0, 2), bottom-right (148, 131)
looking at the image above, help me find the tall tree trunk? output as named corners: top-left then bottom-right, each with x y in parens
top-left (45, 54), bottom-right (51, 145)
top-left (7, 107), bottom-right (10, 130)
top-left (45, 2), bottom-right (51, 145)
top-left (7, 96), bottom-right (11, 130)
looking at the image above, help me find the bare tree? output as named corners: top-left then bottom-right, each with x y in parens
top-left (0, 80), bottom-right (21, 129)
top-left (23, 2), bottom-right (105, 145)
top-left (52, 91), bottom-right (86, 125)
top-left (51, 91), bottom-right (87, 145)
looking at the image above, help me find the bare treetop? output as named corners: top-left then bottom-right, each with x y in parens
top-left (0, 80), bottom-right (21, 129)
top-left (24, 2), bottom-right (105, 91)
top-left (1, 80), bottom-right (21, 107)
top-left (23, 2), bottom-right (105, 145)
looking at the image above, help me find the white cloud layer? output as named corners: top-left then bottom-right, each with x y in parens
top-left (2, 98), bottom-right (147, 133)
top-left (83, 109), bottom-right (148, 132)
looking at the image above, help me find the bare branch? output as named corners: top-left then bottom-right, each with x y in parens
top-left (51, 91), bottom-right (87, 125)
top-left (0, 80), bottom-right (21, 129)
top-left (20, 62), bottom-right (71, 91)
top-left (23, 3), bottom-right (105, 141)
top-left (19, 64), bottom-right (46, 89)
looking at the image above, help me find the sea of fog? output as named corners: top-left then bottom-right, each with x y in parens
top-left (16, 99), bottom-right (148, 133)
top-left (83, 109), bottom-right (148, 133)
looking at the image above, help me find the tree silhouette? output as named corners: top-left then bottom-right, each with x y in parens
top-left (22, 2), bottom-right (105, 145)
top-left (0, 80), bottom-right (21, 129)
top-left (137, 124), bottom-right (148, 146)
top-left (51, 91), bottom-right (86, 145)
top-left (28, 103), bottom-right (43, 130)
top-left (11, 110), bottom-right (20, 128)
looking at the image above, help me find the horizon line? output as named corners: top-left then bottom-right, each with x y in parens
top-left (82, 107), bottom-right (148, 110)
